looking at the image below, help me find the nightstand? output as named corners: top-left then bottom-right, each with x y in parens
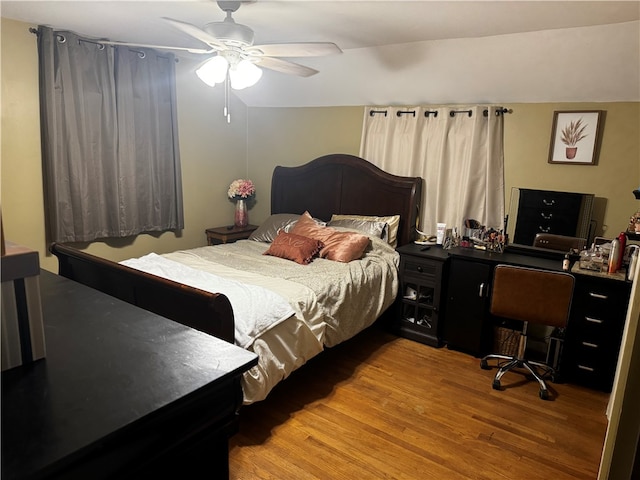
top-left (393, 244), bottom-right (449, 347)
top-left (206, 224), bottom-right (258, 245)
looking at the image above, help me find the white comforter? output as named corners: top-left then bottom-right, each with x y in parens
top-left (122, 234), bottom-right (399, 403)
top-left (120, 253), bottom-right (295, 348)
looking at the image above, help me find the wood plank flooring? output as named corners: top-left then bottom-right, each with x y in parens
top-left (229, 323), bottom-right (610, 479)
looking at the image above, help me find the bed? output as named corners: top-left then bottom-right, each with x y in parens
top-left (50, 153), bottom-right (422, 404)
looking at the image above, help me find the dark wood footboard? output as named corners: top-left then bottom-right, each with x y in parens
top-left (49, 243), bottom-right (235, 343)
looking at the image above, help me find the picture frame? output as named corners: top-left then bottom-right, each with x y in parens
top-left (548, 110), bottom-right (603, 165)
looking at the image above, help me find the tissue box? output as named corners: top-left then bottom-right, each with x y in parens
top-left (1, 242), bottom-right (46, 371)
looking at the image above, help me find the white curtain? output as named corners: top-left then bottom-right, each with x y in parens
top-left (360, 105), bottom-right (505, 237)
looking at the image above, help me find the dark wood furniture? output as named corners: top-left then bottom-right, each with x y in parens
top-left (1, 270), bottom-right (258, 480)
top-left (271, 153), bottom-right (422, 247)
top-left (562, 268), bottom-right (631, 391)
top-left (394, 244), bottom-right (449, 347)
top-left (50, 242), bottom-right (235, 342)
top-left (50, 154), bottom-right (422, 347)
top-left (442, 247), bottom-right (562, 356)
top-left (206, 224), bottom-right (258, 245)
top-left (510, 188), bottom-right (594, 246)
top-left (438, 246), bottom-right (632, 392)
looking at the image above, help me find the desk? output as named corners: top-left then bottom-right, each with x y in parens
top-left (442, 246), bottom-right (563, 355)
top-left (2, 270), bottom-right (257, 480)
top-left (438, 246), bottom-right (631, 391)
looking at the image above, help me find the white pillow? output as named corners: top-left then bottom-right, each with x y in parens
top-left (327, 218), bottom-right (388, 241)
top-left (330, 214), bottom-right (401, 248)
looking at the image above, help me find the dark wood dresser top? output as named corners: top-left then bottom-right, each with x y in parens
top-left (2, 270), bottom-right (257, 479)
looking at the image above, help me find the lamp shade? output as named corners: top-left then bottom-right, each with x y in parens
top-left (229, 60), bottom-right (263, 90)
top-left (196, 55), bottom-right (229, 86)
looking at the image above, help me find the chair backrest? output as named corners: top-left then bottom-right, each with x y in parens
top-left (490, 265), bottom-right (575, 328)
top-left (533, 233), bottom-right (586, 252)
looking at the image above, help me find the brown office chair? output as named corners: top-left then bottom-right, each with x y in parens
top-left (480, 265), bottom-right (575, 400)
top-left (533, 233), bottom-right (586, 252)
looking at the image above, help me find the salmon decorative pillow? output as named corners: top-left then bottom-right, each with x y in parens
top-left (263, 230), bottom-right (323, 265)
top-left (291, 211), bottom-right (370, 263)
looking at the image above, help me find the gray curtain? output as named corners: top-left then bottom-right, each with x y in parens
top-left (38, 26), bottom-right (184, 243)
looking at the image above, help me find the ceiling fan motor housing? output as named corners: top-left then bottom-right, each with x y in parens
top-left (203, 21), bottom-right (254, 47)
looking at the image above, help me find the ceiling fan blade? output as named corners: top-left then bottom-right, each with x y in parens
top-left (162, 17), bottom-right (226, 50)
top-left (257, 57), bottom-right (319, 77)
top-left (248, 42), bottom-right (342, 58)
top-left (101, 39), bottom-right (214, 55)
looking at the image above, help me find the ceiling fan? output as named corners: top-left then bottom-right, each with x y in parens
top-left (160, 1), bottom-right (341, 88)
top-left (112, 0), bottom-right (339, 122)
top-left (93, 1), bottom-right (341, 122)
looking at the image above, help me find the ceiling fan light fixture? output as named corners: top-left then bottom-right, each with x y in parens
top-left (196, 55), bottom-right (229, 86)
top-left (229, 59), bottom-right (263, 90)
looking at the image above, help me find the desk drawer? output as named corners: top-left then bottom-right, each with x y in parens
top-left (403, 259), bottom-right (439, 282)
top-left (519, 190), bottom-right (583, 212)
top-left (563, 275), bottom-right (631, 391)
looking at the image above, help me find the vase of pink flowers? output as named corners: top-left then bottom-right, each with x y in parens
top-left (228, 179), bottom-right (255, 228)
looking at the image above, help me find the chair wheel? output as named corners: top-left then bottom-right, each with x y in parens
top-left (539, 389), bottom-right (549, 400)
top-left (480, 359), bottom-right (490, 370)
top-left (492, 379), bottom-right (501, 390)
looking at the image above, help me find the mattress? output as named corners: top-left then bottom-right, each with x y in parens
top-left (123, 235), bottom-right (399, 404)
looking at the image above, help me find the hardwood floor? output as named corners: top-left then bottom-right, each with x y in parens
top-left (229, 323), bottom-right (610, 479)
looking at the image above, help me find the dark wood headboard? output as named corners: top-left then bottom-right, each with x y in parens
top-left (271, 153), bottom-right (422, 246)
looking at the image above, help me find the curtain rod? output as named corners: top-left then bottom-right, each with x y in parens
top-left (369, 107), bottom-right (513, 118)
top-left (29, 27), bottom-right (176, 61)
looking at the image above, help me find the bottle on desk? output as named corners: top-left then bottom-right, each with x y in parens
top-left (563, 252), bottom-right (571, 272)
top-left (616, 232), bottom-right (627, 271)
top-left (608, 237), bottom-right (621, 274)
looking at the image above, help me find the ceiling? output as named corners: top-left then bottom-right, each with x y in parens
top-left (2, 1), bottom-right (640, 107)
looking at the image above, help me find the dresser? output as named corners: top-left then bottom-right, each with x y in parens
top-left (2, 270), bottom-right (258, 480)
top-left (512, 188), bottom-right (593, 246)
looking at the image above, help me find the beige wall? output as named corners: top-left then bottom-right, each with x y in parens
top-left (3, 17), bottom-right (639, 272)
top-left (505, 103), bottom-right (639, 239)
top-left (246, 106), bottom-right (364, 222)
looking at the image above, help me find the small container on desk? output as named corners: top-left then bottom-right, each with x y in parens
top-left (205, 224), bottom-right (258, 245)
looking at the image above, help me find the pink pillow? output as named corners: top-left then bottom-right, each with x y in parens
top-left (291, 212), bottom-right (370, 263)
top-left (263, 230), bottom-right (323, 265)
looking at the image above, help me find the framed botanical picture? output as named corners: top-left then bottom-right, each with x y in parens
top-left (548, 110), bottom-right (603, 165)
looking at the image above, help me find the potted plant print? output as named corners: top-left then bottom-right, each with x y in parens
top-left (560, 117), bottom-right (588, 159)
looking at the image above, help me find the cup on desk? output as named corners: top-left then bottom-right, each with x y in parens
top-left (436, 223), bottom-right (446, 245)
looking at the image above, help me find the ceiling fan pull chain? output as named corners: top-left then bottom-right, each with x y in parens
top-left (224, 71), bottom-right (231, 124)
